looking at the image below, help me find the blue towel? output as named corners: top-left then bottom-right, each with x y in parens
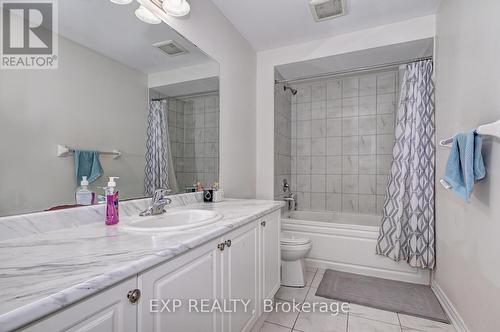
top-left (442, 130), bottom-right (486, 201)
top-left (74, 150), bottom-right (103, 185)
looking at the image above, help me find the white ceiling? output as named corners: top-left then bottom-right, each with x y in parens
top-left (58, 0), bottom-right (216, 74)
top-left (276, 38), bottom-right (434, 80)
top-left (152, 77), bottom-right (220, 97)
top-left (211, 0), bottom-right (441, 51)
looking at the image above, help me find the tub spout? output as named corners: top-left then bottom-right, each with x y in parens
top-left (283, 193), bottom-right (297, 211)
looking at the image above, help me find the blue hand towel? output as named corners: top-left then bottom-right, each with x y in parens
top-left (442, 130), bottom-right (486, 201)
top-left (74, 150), bottom-right (103, 185)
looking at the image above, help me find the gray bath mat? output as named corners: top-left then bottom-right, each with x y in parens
top-left (316, 269), bottom-right (450, 324)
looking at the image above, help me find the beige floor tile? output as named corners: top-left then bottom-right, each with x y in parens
top-left (348, 315), bottom-right (401, 332)
top-left (276, 286), bottom-right (309, 303)
top-left (311, 271), bottom-right (325, 288)
top-left (399, 314), bottom-right (455, 332)
top-left (305, 271), bottom-right (316, 287)
top-left (259, 321), bottom-right (292, 332)
top-left (265, 301), bottom-right (301, 328)
top-left (348, 303), bottom-right (400, 325)
top-left (294, 310), bottom-right (348, 332)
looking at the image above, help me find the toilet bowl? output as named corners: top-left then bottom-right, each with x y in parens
top-left (281, 232), bottom-right (312, 287)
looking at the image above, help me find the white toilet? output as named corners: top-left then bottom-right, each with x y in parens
top-left (280, 232), bottom-right (312, 287)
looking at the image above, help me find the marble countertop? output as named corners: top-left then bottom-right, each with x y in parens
top-left (0, 198), bottom-right (284, 331)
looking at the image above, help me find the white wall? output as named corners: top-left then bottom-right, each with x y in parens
top-left (256, 15), bottom-right (436, 199)
top-left (0, 35), bottom-right (148, 216)
top-left (143, 0), bottom-right (257, 198)
top-left (434, 0), bottom-right (500, 330)
top-left (148, 61), bottom-right (219, 88)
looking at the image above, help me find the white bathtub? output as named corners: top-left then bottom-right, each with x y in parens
top-left (282, 210), bottom-right (431, 285)
top-left (286, 210), bottom-right (381, 227)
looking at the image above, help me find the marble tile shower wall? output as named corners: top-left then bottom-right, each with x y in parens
top-left (274, 84), bottom-right (292, 200)
top-left (177, 94), bottom-right (220, 191)
top-left (290, 70), bottom-right (399, 215)
top-left (167, 98), bottom-right (186, 188)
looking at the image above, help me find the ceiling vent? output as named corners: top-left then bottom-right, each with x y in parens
top-left (309, 0), bottom-right (346, 22)
top-left (153, 40), bottom-right (188, 56)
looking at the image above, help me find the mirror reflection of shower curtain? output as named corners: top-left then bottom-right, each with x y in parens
top-left (144, 100), bottom-right (178, 196)
top-left (164, 101), bottom-right (179, 193)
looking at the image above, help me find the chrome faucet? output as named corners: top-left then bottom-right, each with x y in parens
top-left (140, 189), bottom-right (172, 216)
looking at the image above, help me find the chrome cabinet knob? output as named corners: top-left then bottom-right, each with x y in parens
top-left (261, 220), bottom-right (266, 227)
top-left (127, 289), bottom-right (141, 304)
top-left (225, 239), bottom-right (232, 247)
top-left (217, 242), bottom-right (226, 251)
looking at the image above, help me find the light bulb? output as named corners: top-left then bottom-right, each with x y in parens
top-left (135, 5), bottom-right (161, 24)
top-left (162, 0), bottom-right (190, 17)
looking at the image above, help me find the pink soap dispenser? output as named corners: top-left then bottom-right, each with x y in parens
top-left (105, 177), bottom-right (119, 225)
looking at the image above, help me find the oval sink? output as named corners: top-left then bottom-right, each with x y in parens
top-left (122, 209), bottom-right (222, 232)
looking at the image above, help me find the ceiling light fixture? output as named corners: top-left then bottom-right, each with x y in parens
top-left (110, 0), bottom-right (133, 4)
top-left (135, 5), bottom-right (162, 24)
top-left (108, 0), bottom-right (190, 24)
top-left (162, 0), bottom-right (190, 17)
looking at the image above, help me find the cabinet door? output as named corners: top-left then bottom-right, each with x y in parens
top-left (223, 222), bottom-right (259, 332)
top-left (22, 278), bottom-right (137, 332)
top-left (138, 238), bottom-right (222, 332)
top-left (261, 210), bottom-right (281, 301)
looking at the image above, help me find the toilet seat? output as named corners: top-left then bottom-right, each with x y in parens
top-left (280, 232), bottom-right (311, 245)
top-left (281, 242), bottom-right (312, 253)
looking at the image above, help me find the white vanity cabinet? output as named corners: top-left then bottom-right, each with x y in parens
top-left (137, 221), bottom-right (261, 332)
top-left (19, 210), bottom-right (281, 332)
top-left (221, 222), bottom-right (259, 332)
top-left (137, 237), bottom-right (222, 332)
top-left (259, 210), bottom-right (281, 304)
top-left (21, 278), bottom-right (137, 332)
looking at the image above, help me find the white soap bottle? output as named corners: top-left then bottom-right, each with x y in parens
top-left (76, 176), bottom-right (94, 206)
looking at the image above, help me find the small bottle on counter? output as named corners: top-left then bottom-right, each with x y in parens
top-left (104, 177), bottom-right (119, 225)
top-left (195, 181), bottom-right (204, 192)
top-left (76, 176), bottom-right (95, 206)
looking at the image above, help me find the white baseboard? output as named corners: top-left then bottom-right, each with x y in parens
top-left (431, 280), bottom-right (469, 332)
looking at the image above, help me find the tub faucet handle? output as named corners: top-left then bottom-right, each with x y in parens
top-left (282, 179), bottom-right (290, 193)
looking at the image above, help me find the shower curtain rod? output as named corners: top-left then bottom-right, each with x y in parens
top-left (274, 55), bottom-right (433, 85)
top-left (151, 90), bottom-right (219, 101)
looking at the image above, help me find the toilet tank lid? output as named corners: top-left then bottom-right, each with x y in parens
top-left (280, 232), bottom-right (310, 245)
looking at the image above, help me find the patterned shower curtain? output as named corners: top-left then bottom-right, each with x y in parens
top-left (376, 60), bottom-right (435, 269)
top-left (144, 100), bottom-right (170, 196)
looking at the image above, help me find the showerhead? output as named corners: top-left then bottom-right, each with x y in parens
top-left (284, 85), bottom-right (297, 95)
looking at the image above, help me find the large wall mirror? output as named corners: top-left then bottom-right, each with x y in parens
top-left (0, 0), bottom-right (220, 217)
